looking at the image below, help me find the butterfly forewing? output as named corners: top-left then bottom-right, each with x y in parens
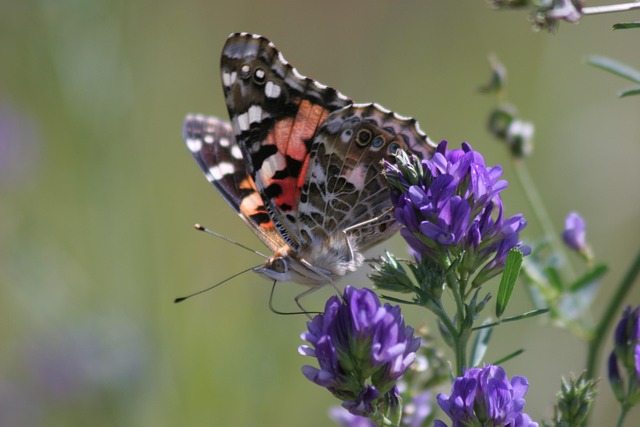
top-left (220, 32), bottom-right (353, 251)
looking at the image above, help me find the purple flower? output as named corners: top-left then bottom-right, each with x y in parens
top-left (329, 406), bottom-right (376, 427)
top-left (434, 365), bottom-right (538, 427)
top-left (385, 142), bottom-right (529, 285)
top-left (561, 212), bottom-right (588, 253)
top-left (403, 391), bottom-right (433, 427)
top-left (608, 306), bottom-right (640, 405)
top-left (300, 287), bottom-right (420, 417)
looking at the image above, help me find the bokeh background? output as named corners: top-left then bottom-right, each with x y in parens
top-left (1, 1), bottom-right (639, 426)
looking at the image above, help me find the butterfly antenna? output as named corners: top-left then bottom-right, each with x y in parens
top-left (174, 264), bottom-right (259, 303)
top-left (194, 223), bottom-right (268, 259)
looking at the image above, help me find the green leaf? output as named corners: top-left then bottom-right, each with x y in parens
top-left (501, 308), bottom-right (549, 322)
top-left (586, 55), bottom-right (640, 83)
top-left (569, 264), bottom-right (608, 292)
top-left (544, 266), bottom-right (564, 291)
top-left (496, 249), bottom-right (523, 318)
top-left (470, 320), bottom-right (493, 368)
top-left (472, 308), bottom-right (549, 330)
top-left (613, 21), bottom-right (640, 30)
top-left (619, 86), bottom-right (640, 98)
top-left (491, 349), bottom-right (524, 366)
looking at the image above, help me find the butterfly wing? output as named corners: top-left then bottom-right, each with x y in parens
top-left (297, 103), bottom-right (436, 252)
top-left (220, 32), bottom-right (353, 252)
top-left (182, 114), bottom-right (287, 250)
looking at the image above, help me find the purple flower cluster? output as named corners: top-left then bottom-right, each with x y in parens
top-left (300, 287), bottom-right (420, 417)
top-left (385, 141), bottom-right (529, 285)
top-left (434, 365), bottom-right (538, 427)
top-left (608, 306), bottom-right (640, 405)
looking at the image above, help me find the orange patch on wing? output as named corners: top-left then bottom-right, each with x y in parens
top-left (273, 177), bottom-right (298, 212)
top-left (238, 178), bottom-right (275, 230)
top-left (263, 100), bottom-right (332, 210)
top-left (297, 155), bottom-right (311, 191)
top-left (270, 100), bottom-right (331, 161)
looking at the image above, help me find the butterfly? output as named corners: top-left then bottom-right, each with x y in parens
top-left (183, 32), bottom-right (435, 290)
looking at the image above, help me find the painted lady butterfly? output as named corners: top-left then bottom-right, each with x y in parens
top-left (183, 32), bottom-right (435, 289)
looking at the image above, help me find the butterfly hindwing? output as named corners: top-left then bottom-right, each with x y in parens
top-left (297, 103), bottom-right (436, 251)
top-left (220, 32), bottom-right (353, 251)
top-left (182, 114), bottom-right (286, 250)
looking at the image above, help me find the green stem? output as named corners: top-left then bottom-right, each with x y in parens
top-left (455, 333), bottom-right (468, 377)
top-left (451, 277), bottom-right (468, 376)
top-left (428, 297), bottom-right (466, 376)
top-left (585, 248), bottom-right (640, 378)
top-left (615, 405), bottom-right (629, 427)
top-left (512, 161), bottom-right (577, 280)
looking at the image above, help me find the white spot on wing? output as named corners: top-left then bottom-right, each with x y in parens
top-left (265, 81), bottom-right (281, 98)
top-left (236, 113), bottom-right (249, 131)
top-left (277, 52), bottom-right (289, 65)
top-left (186, 138), bottom-right (202, 153)
top-left (373, 103), bottom-right (391, 114)
top-left (219, 137), bottom-right (230, 147)
top-left (231, 145), bottom-right (243, 159)
top-left (313, 80), bottom-right (327, 90)
top-left (209, 162), bottom-right (235, 180)
top-left (258, 152), bottom-right (286, 184)
top-left (248, 105), bottom-right (262, 124)
top-left (203, 134), bottom-right (214, 144)
top-left (291, 67), bottom-right (305, 80)
top-left (347, 164), bottom-right (367, 191)
top-left (392, 111), bottom-right (411, 121)
top-left (222, 71), bottom-right (237, 87)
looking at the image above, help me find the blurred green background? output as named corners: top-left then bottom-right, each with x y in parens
top-left (1, 1), bottom-right (639, 426)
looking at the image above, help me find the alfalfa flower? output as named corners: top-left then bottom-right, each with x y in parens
top-left (384, 141), bottom-right (529, 287)
top-left (562, 212), bottom-right (593, 263)
top-left (608, 306), bottom-right (640, 407)
top-left (434, 365), bottom-right (538, 427)
top-left (299, 287), bottom-right (420, 419)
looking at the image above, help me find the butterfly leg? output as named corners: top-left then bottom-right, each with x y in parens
top-left (298, 257), bottom-right (345, 302)
top-left (293, 286), bottom-right (325, 319)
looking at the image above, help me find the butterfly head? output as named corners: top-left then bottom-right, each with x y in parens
top-left (253, 247), bottom-right (335, 287)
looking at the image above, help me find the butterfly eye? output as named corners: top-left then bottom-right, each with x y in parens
top-left (340, 129), bottom-right (353, 142)
top-left (356, 129), bottom-right (373, 146)
top-left (240, 64), bottom-right (252, 79)
top-left (271, 257), bottom-right (288, 273)
top-left (253, 67), bottom-right (266, 85)
top-left (371, 135), bottom-right (385, 149)
top-left (388, 142), bottom-right (400, 154)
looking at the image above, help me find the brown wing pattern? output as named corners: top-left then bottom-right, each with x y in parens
top-left (297, 103), bottom-right (436, 251)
